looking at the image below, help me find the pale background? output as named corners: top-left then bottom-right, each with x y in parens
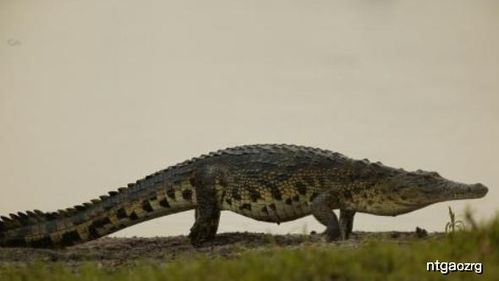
top-left (0, 0), bottom-right (497, 237)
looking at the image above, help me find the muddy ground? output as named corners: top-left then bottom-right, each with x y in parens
top-left (0, 229), bottom-right (441, 268)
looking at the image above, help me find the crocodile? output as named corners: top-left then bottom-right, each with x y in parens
top-left (0, 144), bottom-right (488, 248)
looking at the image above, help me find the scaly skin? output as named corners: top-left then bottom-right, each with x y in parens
top-left (0, 144), bottom-right (489, 248)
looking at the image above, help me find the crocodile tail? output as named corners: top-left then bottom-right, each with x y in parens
top-left (0, 172), bottom-right (197, 248)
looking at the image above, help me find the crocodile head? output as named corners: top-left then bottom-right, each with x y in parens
top-left (365, 169), bottom-right (488, 216)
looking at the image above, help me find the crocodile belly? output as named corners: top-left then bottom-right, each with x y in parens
top-left (222, 199), bottom-right (311, 223)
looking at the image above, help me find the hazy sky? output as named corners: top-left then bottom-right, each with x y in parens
top-left (0, 0), bottom-right (498, 237)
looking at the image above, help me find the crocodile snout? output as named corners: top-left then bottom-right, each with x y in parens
top-left (472, 183), bottom-right (488, 198)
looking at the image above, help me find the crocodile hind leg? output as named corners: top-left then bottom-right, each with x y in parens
top-left (188, 166), bottom-right (224, 247)
top-left (311, 192), bottom-right (341, 241)
top-left (339, 209), bottom-right (356, 239)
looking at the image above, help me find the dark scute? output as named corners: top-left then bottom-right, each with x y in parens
top-left (295, 182), bottom-right (308, 195)
top-left (231, 188), bottom-right (242, 200)
top-left (189, 177), bottom-right (197, 187)
top-left (166, 189), bottom-right (176, 199)
top-left (182, 189), bottom-right (193, 200)
top-left (269, 203), bottom-right (277, 211)
top-left (142, 200), bottom-right (154, 212)
top-left (61, 230), bottom-right (81, 246)
top-left (342, 190), bottom-right (353, 200)
top-left (225, 198), bottom-right (232, 205)
top-left (1, 216), bottom-right (11, 222)
top-left (309, 192), bottom-right (319, 202)
top-left (9, 213), bottom-right (19, 220)
top-left (15, 212), bottom-right (30, 225)
top-left (45, 212), bottom-right (58, 220)
top-left (129, 212), bottom-right (139, 220)
top-left (275, 173), bottom-right (291, 181)
top-left (285, 198), bottom-right (293, 205)
top-left (249, 189), bottom-right (261, 202)
top-left (218, 177), bottom-right (228, 187)
top-left (430, 171), bottom-right (440, 177)
top-left (108, 191), bottom-right (119, 196)
top-left (269, 184), bottom-right (282, 200)
top-left (116, 208), bottom-right (127, 219)
top-left (88, 226), bottom-right (99, 239)
top-left (261, 206), bottom-right (269, 214)
top-left (271, 188), bottom-right (282, 200)
top-left (159, 198), bottom-right (170, 208)
top-left (90, 217), bottom-right (112, 229)
top-left (17, 212), bottom-right (28, 219)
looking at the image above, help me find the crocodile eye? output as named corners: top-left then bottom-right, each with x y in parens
top-left (429, 171), bottom-right (440, 177)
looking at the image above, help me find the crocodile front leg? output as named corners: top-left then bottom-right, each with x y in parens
top-left (188, 166), bottom-right (224, 247)
top-left (311, 192), bottom-right (341, 241)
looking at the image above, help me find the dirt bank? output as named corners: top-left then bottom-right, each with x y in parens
top-left (0, 229), bottom-right (441, 268)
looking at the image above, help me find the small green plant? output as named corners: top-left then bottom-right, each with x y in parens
top-left (445, 206), bottom-right (465, 233)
